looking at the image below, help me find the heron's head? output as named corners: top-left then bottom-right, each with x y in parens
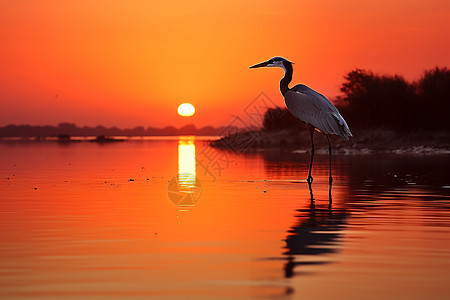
top-left (249, 57), bottom-right (293, 70)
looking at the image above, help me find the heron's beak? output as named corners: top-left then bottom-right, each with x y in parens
top-left (249, 61), bottom-right (269, 69)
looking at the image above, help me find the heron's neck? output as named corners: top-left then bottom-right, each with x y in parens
top-left (280, 62), bottom-right (293, 96)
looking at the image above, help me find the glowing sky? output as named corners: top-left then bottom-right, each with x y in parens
top-left (1, 0), bottom-right (449, 128)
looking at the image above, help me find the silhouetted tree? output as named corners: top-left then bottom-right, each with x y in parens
top-left (335, 69), bottom-right (416, 130)
top-left (132, 126), bottom-right (146, 136)
top-left (263, 107), bottom-right (299, 131)
top-left (415, 67), bottom-right (450, 129)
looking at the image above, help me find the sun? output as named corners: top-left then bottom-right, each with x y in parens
top-left (177, 103), bottom-right (195, 117)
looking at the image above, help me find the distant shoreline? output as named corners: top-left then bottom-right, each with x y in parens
top-left (0, 135), bottom-right (220, 143)
top-left (210, 128), bottom-right (450, 155)
top-left (2, 127), bottom-right (449, 155)
top-left (0, 123), bottom-right (236, 138)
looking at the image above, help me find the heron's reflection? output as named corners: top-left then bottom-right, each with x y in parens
top-left (167, 136), bottom-right (201, 209)
top-left (307, 180), bottom-right (332, 204)
top-left (284, 182), bottom-right (348, 278)
top-left (259, 150), bottom-right (348, 278)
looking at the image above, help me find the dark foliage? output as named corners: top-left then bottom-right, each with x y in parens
top-left (415, 67), bottom-right (450, 129)
top-left (262, 107), bottom-right (300, 131)
top-left (336, 67), bottom-right (450, 130)
top-left (262, 66), bottom-right (449, 132)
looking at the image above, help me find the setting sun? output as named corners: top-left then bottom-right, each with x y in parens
top-left (177, 103), bottom-right (195, 117)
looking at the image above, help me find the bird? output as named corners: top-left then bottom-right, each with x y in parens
top-left (249, 57), bottom-right (352, 184)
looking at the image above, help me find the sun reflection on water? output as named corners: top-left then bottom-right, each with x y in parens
top-left (167, 136), bottom-right (202, 210)
top-left (178, 136), bottom-right (196, 193)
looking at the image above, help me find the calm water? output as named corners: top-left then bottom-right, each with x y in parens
top-left (1, 137), bottom-right (449, 300)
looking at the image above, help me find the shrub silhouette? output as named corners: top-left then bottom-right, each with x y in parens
top-left (415, 67), bottom-right (450, 129)
top-left (262, 67), bottom-right (450, 131)
top-left (335, 69), bottom-right (416, 130)
top-left (262, 107), bottom-right (299, 131)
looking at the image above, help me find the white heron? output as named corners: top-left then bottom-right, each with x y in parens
top-left (250, 57), bottom-right (352, 184)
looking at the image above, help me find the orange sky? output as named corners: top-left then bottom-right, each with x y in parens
top-left (1, 0), bottom-right (449, 128)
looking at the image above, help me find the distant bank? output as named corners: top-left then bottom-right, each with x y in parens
top-left (0, 123), bottom-right (236, 138)
top-left (211, 128), bottom-right (450, 155)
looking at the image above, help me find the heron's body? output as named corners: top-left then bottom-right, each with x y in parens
top-left (250, 57), bottom-right (352, 184)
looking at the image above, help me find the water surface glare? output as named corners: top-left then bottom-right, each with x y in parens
top-left (1, 137), bottom-right (449, 299)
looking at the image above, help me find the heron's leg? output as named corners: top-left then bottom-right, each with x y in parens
top-left (326, 134), bottom-right (333, 184)
top-left (308, 179), bottom-right (314, 200)
top-left (306, 124), bottom-right (315, 184)
top-left (328, 177), bottom-right (333, 205)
